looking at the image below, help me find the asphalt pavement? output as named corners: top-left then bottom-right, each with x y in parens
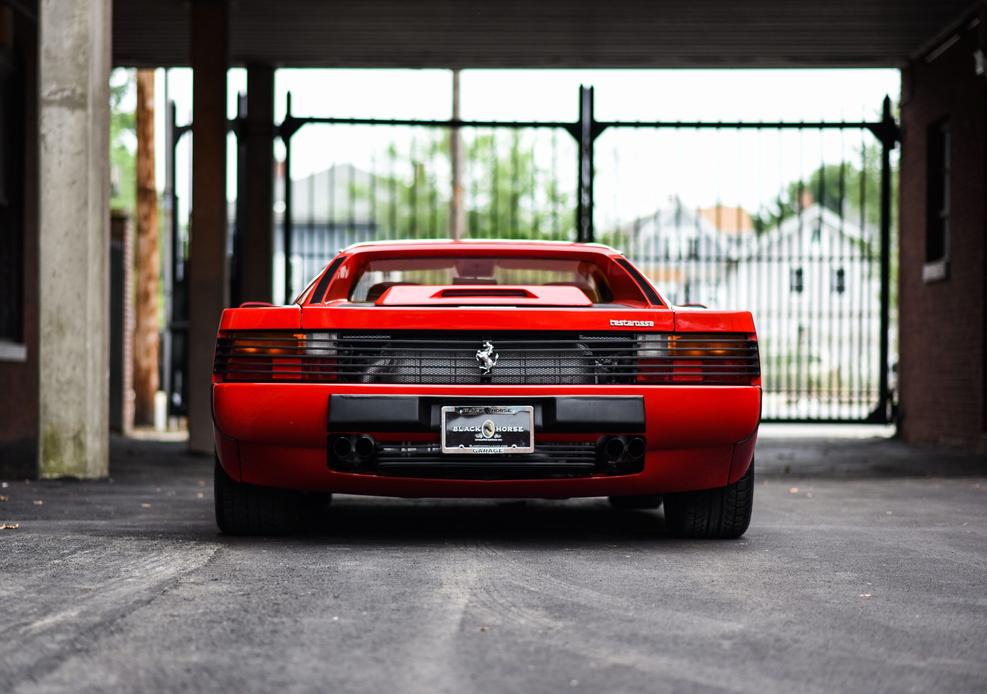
top-left (1, 433), bottom-right (985, 693)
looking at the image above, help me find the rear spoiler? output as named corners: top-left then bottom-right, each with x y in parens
top-left (374, 284), bottom-right (593, 307)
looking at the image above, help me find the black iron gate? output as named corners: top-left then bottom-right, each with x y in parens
top-left (164, 85), bottom-right (899, 424)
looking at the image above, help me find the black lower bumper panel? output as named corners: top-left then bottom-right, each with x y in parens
top-left (328, 395), bottom-right (645, 433)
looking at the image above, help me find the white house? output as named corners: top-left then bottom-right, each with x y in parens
top-left (617, 198), bottom-right (740, 306)
top-left (718, 204), bottom-right (882, 419)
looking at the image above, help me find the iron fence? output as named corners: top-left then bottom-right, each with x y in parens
top-left (164, 85), bottom-right (898, 423)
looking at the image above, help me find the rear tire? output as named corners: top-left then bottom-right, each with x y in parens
top-left (214, 459), bottom-right (329, 535)
top-left (663, 465), bottom-right (754, 539)
top-left (608, 495), bottom-right (661, 510)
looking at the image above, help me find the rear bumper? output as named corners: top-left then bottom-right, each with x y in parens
top-left (213, 383), bottom-right (760, 496)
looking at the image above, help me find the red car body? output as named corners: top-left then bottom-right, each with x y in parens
top-left (212, 240), bottom-right (760, 535)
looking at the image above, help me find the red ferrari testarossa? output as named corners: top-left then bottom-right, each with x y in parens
top-left (212, 240), bottom-right (760, 537)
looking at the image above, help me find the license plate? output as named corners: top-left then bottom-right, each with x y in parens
top-left (440, 405), bottom-right (535, 454)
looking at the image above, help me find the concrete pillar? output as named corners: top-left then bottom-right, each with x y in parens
top-left (187, 0), bottom-right (229, 454)
top-left (237, 65), bottom-right (275, 304)
top-left (37, 0), bottom-right (111, 478)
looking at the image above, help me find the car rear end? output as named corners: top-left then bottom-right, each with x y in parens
top-left (211, 242), bottom-right (761, 536)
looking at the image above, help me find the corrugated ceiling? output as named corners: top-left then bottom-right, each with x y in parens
top-left (112, 0), bottom-right (976, 68)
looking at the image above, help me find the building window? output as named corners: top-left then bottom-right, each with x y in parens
top-left (923, 119), bottom-right (950, 282)
top-left (832, 267), bottom-right (846, 294)
top-left (790, 267), bottom-right (804, 294)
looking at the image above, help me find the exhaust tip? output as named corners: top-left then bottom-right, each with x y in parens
top-left (354, 435), bottom-right (376, 459)
top-left (604, 436), bottom-right (626, 461)
top-left (331, 436), bottom-right (353, 459)
top-left (626, 437), bottom-right (646, 460)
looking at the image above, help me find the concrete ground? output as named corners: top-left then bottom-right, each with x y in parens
top-left (1, 433), bottom-right (985, 694)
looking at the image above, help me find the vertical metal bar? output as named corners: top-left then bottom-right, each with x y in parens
top-left (469, 130), bottom-right (479, 237)
top-left (794, 130), bottom-right (805, 414)
top-left (308, 170), bottom-right (315, 287)
top-left (810, 128), bottom-right (825, 414)
top-left (531, 132), bottom-right (539, 235)
top-left (370, 154), bottom-right (377, 243)
top-left (411, 137), bottom-right (418, 237)
top-left (876, 96), bottom-right (894, 423)
top-left (510, 130), bottom-right (519, 236)
top-left (551, 129), bottom-right (560, 239)
top-left (857, 139), bottom-right (868, 418)
top-left (329, 154), bottom-right (336, 248)
top-left (163, 97), bottom-right (177, 412)
top-left (429, 141), bottom-right (438, 237)
top-left (835, 135), bottom-right (847, 418)
top-left (389, 143), bottom-right (397, 238)
top-left (349, 158), bottom-right (356, 240)
top-left (231, 93), bottom-right (246, 307)
top-left (491, 131), bottom-right (499, 235)
top-left (755, 127), bottom-right (768, 415)
top-left (282, 93), bottom-right (294, 304)
top-left (575, 85), bottom-right (595, 243)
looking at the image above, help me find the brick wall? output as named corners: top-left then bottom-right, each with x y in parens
top-left (898, 27), bottom-right (986, 449)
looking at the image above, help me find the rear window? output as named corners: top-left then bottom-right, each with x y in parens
top-left (348, 256), bottom-right (614, 304)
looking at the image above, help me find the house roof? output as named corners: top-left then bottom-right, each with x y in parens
top-left (698, 205), bottom-right (754, 235)
top-left (737, 204), bottom-right (873, 260)
top-left (624, 199), bottom-right (738, 257)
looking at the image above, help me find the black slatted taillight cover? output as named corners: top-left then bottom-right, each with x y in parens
top-left (213, 331), bottom-right (760, 385)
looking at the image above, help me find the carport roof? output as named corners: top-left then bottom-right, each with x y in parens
top-left (112, 0), bottom-right (978, 68)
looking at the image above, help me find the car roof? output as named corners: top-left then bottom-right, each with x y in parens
top-left (340, 238), bottom-right (623, 256)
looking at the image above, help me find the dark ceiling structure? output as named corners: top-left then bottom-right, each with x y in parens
top-left (113, 0), bottom-right (976, 68)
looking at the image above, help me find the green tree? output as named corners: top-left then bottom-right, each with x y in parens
top-left (354, 130), bottom-right (572, 241)
top-left (464, 130), bottom-right (571, 240)
top-left (752, 141), bottom-right (897, 235)
top-left (109, 69), bottom-right (136, 212)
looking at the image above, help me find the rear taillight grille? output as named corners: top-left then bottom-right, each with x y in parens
top-left (634, 334), bottom-right (761, 385)
top-left (213, 331), bottom-right (759, 385)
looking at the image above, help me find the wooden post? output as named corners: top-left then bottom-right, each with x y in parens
top-left (238, 65), bottom-right (275, 303)
top-left (134, 68), bottom-right (159, 426)
top-left (187, 0), bottom-right (229, 454)
top-left (449, 69), bottom-right (465, 240)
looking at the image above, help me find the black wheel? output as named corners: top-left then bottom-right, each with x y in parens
top-left (214, 459), bottom-right (329, 535)
top-left (663, 464), bottom-right (754, 539)
top-left (608, 495), bottom-right (661, 510)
